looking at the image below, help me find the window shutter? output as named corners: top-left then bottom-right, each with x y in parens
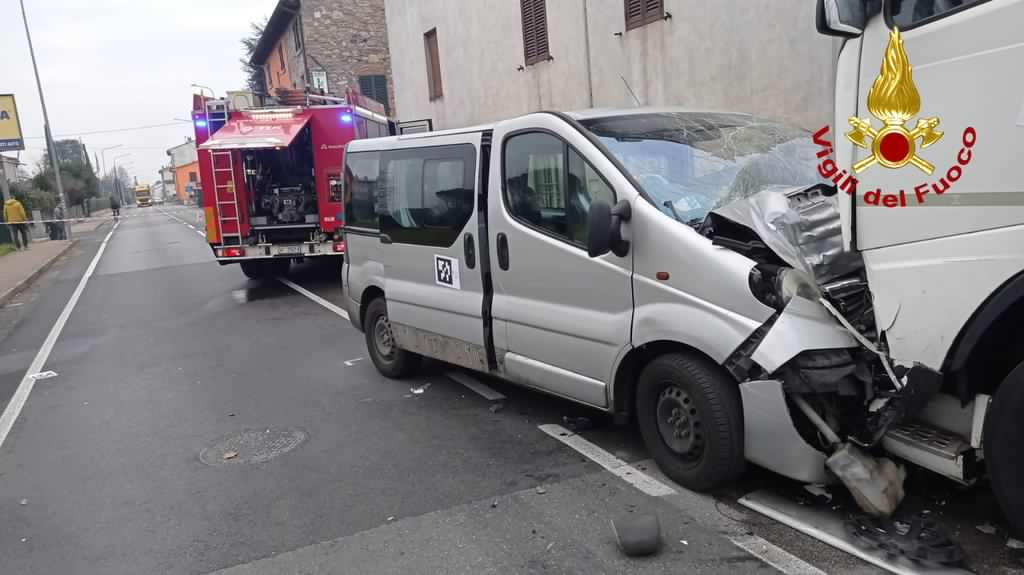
top-left (521, 0), bottom-right (549, 66)
top-left (625, 0), bottom-right (663, 30)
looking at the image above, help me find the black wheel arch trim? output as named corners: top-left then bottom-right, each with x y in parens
top-left (944, 268), bottom-right (1024, 404)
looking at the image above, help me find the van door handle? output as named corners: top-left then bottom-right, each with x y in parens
top-left (464, 233), bottom-right (476, 269)
top-left (497, 233), bottom-right (509, 270)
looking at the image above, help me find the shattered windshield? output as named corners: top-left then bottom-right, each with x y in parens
top-left (580, 112), bottom-right (826, 226)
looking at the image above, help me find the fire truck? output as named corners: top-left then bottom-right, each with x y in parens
top-left (192, 90), bottom-right (392, 278)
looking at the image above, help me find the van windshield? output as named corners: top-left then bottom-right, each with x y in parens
top-left (580, 112), bottom-right (825, 226)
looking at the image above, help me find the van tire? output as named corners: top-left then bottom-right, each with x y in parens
top-left (364, 297), bottom-right (420, 379)
top-left (984, 360), bottom-right (1024, 537)
top-left (636, 353), bottom-right (745, 492)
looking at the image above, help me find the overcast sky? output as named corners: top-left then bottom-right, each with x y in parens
top-left (1, 0), bottom-right (278, 184)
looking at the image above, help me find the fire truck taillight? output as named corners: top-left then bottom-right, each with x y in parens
top-left (333, 241), bottom-right (346, 253)
top-left (220, 247), bottom-right (244, 258)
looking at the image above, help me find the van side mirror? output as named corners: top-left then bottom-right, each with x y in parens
top-left (587, 200), bottom-right (631, 258)
top-left (816, 0), bottom-right (873, 38)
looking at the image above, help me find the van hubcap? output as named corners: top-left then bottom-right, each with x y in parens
top-left (656, 386), bottom-right (703, 459)
top-left (373, 315), bottom-right (395, 359)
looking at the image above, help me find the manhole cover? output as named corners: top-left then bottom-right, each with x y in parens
top-left (200, 427), bottom-right (308, 466)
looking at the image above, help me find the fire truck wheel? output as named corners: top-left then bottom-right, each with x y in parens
top-left (364, 297), bottom-right (421, 379)
top-left (240, 261), bottom-right (270, 279)
top-left (635, 352), bottom-right (745, 492)
top-left (985, 359), bottom-right (1024, 537)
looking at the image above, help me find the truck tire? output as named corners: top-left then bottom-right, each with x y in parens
top-left (984, 360), bottom-right (1024, 537)
top-left (364, 297), bottom-right (420, 379)
top-left (636, 353), bottom-right (745, 492)
top-left (240, 259), bottom-right (290, 279)
top-left (240, 261), bottom-right (268, 279)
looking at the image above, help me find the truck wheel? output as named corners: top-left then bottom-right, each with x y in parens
top-left (636, 353), bottom-right (745, 492)
top-left (364, 297), bottom-right (420, 378)
top-left (270, 258), bottom-right (290, 277)
top-left (985, 360), bottom-right (1024, 537)
top-left (240, 261), bottom-right (268, 279)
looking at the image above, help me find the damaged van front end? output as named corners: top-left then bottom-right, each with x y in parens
top-left (705, 183), bottom-right (945, 516)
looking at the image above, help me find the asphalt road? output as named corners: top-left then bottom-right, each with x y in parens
top-left (0, 206), bottom-right (1013, 575)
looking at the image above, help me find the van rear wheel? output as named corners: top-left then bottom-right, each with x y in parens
top-left (985, 360), bottom-right (1024, 537)
top-left (364, 297), bottom-right (420, 379)
top-left (636, 353), bottom-right (745, 492)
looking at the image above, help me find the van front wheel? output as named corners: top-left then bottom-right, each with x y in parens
top-left (364, 297), bottom-right (420, 379)
top-left (636, 353), bottom-right (745, 492)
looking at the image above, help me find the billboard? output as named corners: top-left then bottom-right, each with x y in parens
top-left (0, 95), bottom-right (25, 152)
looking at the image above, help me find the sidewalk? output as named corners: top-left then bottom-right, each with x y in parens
top-left (0, 239), bottom-right (77, 306)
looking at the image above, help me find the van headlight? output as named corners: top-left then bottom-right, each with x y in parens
top-left (749, 266), bottom-right (820, 310)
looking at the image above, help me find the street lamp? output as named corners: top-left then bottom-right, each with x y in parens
top-left (19, 0), bottom-right (71, 239)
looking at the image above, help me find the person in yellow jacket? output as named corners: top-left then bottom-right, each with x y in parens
top-left (3, 198), bottom-right (30, 250)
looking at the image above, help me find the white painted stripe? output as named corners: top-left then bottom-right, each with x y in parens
top-left (729, 535), bottom-right (829, 575)
top-left (540, 426), bottom-right (825, 575)
top-left (447, 371), bottom-right (505, 401)
top-left (279, 277), bottom-right (349, 320)
top-left (0, 221), bottom-right (120, 449)
top-left (538, 424), bottom-right (675, 496)
top-left (195, 230), bottom-right (207, 238)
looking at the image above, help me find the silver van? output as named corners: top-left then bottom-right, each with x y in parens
top-left (341, 108), bottom-right (906, 499)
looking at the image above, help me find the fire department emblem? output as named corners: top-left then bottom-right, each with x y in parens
top-left (847, 28), bottom-right (943, 175)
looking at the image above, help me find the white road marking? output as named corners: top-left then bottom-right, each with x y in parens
top-left (729, 534), bottom-right (829, 575)
top-left (0, 220), bottom-right (120, 449)
top-left (343, 357), bottom-right (364, 366)
top-left (195, 230), bottom-right (206, 238)
top-left (447, 371), bottom-right (506, 401)
top-left (278, 278), bottom-right (349, 320)
top-left (538, 424), bottom-right (675, 496)
top-left (27, 371), bottom-right (58, 381)
top-left (539, 424), bottom-right (826, 575)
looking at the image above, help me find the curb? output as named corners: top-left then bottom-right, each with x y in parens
top-left (0, 239), bottom-right (80, 308)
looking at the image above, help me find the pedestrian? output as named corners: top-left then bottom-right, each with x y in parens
top-left (110, 194), bottom-right (121, 219)
top-left (53, 204), bottom-right (66, 240)
top-left (3, 197), bottom-right (30, 250)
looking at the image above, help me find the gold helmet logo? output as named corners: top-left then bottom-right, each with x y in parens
top-left (847, 28), bottom-right (943, 174)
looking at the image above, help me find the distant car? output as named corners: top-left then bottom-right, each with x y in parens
top-left (154, 198), bottom-right (165, 205)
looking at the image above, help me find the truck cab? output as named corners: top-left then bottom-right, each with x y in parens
top-left (819, 0), bottom-right (1024, 534)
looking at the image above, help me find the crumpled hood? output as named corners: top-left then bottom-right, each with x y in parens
top-left (705, 184), bottom-right (863, 284)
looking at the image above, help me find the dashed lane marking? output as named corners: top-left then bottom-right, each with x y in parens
top-left (279, 278), bottom-right (349, 320)
top-left (0, 220), bottom-right (121, 449)
top-left (447, 371), bottom-right (506, 401)
top-left (538, 423), bottom-right (828, 575)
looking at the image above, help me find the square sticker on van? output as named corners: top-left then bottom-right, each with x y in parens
top-left (434, 255), bottom-right (461, 290)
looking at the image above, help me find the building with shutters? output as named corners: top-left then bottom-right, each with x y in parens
top-left (384, 0), bottom-right (834, 131)
top-left (250, 0), bottom-right (395, 115)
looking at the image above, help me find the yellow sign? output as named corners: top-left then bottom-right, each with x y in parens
top-left (846, 29), bottom-right (943, 175)
top-left (0, 94), bottom-right (25, 152)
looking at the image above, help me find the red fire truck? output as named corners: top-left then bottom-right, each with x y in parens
top-left (192, 91), bottom-right (391, 278)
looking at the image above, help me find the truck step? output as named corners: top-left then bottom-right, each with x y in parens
top-left (881, 421), bottom-right (977, 484)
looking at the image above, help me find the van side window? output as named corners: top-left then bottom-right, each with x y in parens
top-left (504, 132), bottom-right (615, 246)
top-left (379, 144), bottom-right (476, 247)
top-left (888, 0), bottom-right (984, 28)
top-left (343, 151), bottom-right (380, 230)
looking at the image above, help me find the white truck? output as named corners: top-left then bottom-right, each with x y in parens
top-left (818, 0), bottom-right (1024, 535)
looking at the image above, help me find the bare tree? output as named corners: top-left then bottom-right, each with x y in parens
top-left (240, 18), bottom-right (269, 94)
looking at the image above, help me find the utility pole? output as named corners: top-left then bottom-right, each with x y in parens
top-left (20, 0), bottom-right (71, 239)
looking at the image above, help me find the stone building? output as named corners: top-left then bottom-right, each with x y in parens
top-left (250, 0), bottom-right (395, 115)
